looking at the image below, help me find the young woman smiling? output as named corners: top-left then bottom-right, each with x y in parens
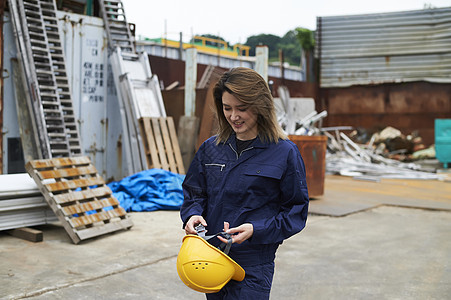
top-left (180, 67), bottom-right (309, 299)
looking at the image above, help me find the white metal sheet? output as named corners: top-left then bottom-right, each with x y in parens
top-left (134, 88), bottom-right (162, 117)
top-left (0, 173), bottom-right (39, 197)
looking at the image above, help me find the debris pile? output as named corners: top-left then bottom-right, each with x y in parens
top-left (291, 110), bottom-right (328, 136)
top-left (323, 126), bottom-right (441, 181)
top-left (274, 86), bottom-right (443, 181)
top-left (275, 86), bottom-right (328, 136)
top-left (347, 126), bottom-right (435, 162)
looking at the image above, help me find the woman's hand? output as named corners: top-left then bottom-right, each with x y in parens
top-left (184, 215), bottom-right (207, 235)
top-left (218, 221), bottom-right (253, 244)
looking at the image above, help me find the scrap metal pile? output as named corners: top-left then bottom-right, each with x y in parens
top-left (275, 87), bottom-right (442, 181)
top-left (323, 126), bottom-right (441, 181)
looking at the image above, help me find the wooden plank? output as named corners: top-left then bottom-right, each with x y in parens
top-left (69, 207), bottom-right (127, 228)
top-left (98, 197), bottom-right (120, 207)
top-left (45, 177), bottom-right (105, 192)
top-left (53, 186), bottom-right (112, 204)
top-left (61, 201), bottom-right (103, 215)
top-left (167, 117), bottom-right (185, 174)
top-left (139, 118), bottom-right (152, 168)
top-left (37, 165), bottom-right (98, 180)
top-left (159, 117), bottom-right (177, 173)
top-left (61, 197), bottom-right (119, 216)
top-left (6, 227), bottom-right (43, 243)
top-left (165, 81), bottom-right (179, 90)
top-left (139, 117), bottom-right (185, 174)
top-left (141, 117), bottom-right (161, 169)
top-left (70, 212), bottom-right (107, 228)
top-left (27, 156), bottom-right (91, 169)
top-left (75, 217), bottom-right (134, 240)
top-left (151, 118), bottom-right (169, 170)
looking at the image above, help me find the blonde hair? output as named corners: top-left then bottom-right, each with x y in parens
top-left (212, 67), bottom-right (287, 144)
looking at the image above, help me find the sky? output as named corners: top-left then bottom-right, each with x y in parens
top-left (121, 0), bottom-right (451, 45)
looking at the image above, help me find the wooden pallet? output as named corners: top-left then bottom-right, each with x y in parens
top-left (139, 117), bottom-right (185, 174)
top-left (25, 156), bottom-right (133, 244)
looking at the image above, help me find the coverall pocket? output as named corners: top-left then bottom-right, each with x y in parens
top-left (242, 262), bottom-right (275, 292)
top-left (204, 163), bottom-right (226, 191)
top-left (241, 163), bottom-right (283, 196)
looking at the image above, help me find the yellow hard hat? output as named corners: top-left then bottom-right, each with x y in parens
top-left (176, 234), bottom-right (245, 293)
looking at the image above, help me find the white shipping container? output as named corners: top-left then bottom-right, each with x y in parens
top-left (3, 11), bottom-right (126, 181)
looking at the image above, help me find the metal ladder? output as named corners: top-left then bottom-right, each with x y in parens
top-left (8, 0), bottom-right (82, 158)
top-left (98, 0), bottom-right (135, 54)
top-left (98, 0), bottom-right (167, 176)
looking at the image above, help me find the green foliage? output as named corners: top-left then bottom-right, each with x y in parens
top-left (243, 30), bottom-right (303, 66)
top-left (193, 28), bottom-right (316, 66)
top-left (245, 34), bottom-right (281, 58)
top-left (295, 27), bottom-right (315, 51)
top-left (278, 30), bottom-right (302, 65)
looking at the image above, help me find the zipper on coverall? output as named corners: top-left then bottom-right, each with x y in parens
top-left (205, 163), bottom-right (226, 171)
top-left (228, 144), bottom-right (253, 159)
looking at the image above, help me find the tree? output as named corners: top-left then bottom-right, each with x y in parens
top-left (245, 34), bottom-right (281, 58)
top-left (244, 31), bottom-right (303, 66)
top-left (295, 27), bottom-right (315, 82)
top-left (295, 27), bottom-right (315, 51)
top-left (193, 28), bottom-right (315, 68)
top-left (278, 30), bottom-right (302, 65)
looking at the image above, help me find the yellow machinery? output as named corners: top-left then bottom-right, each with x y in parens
top-left (150, 36), bottom-right (250, 58)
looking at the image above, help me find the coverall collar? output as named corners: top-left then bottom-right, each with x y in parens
top-left (226, 133), bottom-right (270, 150)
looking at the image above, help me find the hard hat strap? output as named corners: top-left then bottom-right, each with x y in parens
top-left (195, 224), bottom-right (233, 255)
top-left (217, 234), bottom-right (233, 255)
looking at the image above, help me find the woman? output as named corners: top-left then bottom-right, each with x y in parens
top-left (180, 67), bottom-right (309, 299)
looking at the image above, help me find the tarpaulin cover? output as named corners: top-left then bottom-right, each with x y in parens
top-left (107, 169), bottom-right (185, 212)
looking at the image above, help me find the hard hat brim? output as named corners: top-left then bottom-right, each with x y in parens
top-left (182, 235), bottom-right (245, 281)
top-left (177, 234), bottom-right (245, 293)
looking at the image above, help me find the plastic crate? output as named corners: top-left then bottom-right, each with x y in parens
top-left (435, 119), bottom-right (451, 168)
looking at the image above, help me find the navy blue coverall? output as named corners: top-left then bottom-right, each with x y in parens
top-left (181, 134), bottom-right (309, 299)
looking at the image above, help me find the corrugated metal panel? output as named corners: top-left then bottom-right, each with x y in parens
top-left (136, 41), bottom-right (305, 81)
top-left (317, 7), bottom-right (451, 87)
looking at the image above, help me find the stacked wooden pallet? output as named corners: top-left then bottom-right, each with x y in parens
top-left (139, 117), bottom-right (185, 174)
top-left (26, 156), bottom-right (133, 244)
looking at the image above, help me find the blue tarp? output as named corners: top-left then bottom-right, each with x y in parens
top-left (107, 169), bottom-right (185, 212)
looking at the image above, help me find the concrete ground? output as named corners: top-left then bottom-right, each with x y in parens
top-left (1, 175), bottom-right (450, 300)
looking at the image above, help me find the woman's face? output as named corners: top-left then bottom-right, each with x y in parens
top-left (222, 91), bottom-right (258, 140)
